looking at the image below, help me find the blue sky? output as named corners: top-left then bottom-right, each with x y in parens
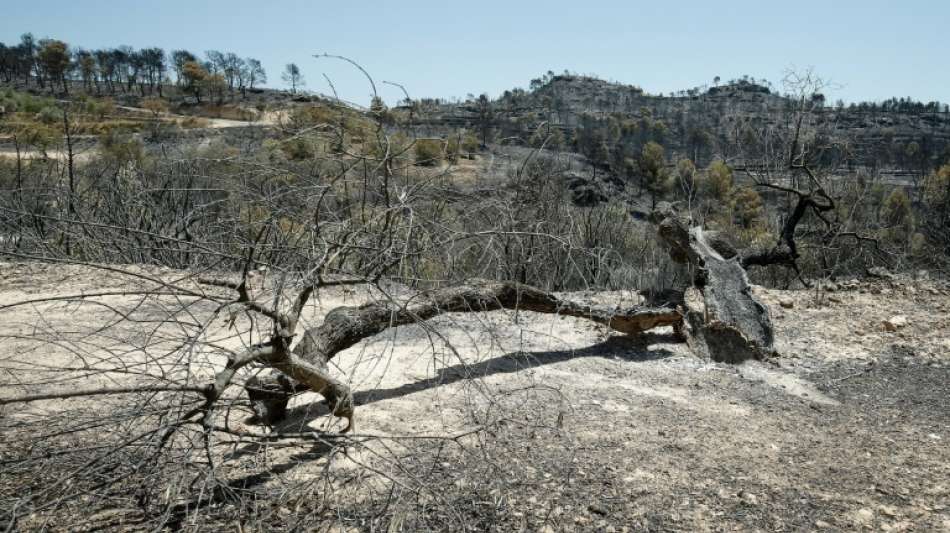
top-left (2, 0), bottom-right (947, 106)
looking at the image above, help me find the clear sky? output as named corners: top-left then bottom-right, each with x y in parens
top-left (2, 0), bottom-right (947, 106)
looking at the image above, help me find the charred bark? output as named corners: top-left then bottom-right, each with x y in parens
top-left (654, 208), bottom-right (776, 363)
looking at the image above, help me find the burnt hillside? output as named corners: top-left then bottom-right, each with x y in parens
top-left (415, 74), bottom-right (950, 173)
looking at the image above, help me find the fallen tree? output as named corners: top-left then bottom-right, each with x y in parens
top-left (241, 202), bottom-right (782, 430)
top-left (227, 279), bottom-right (683, 431)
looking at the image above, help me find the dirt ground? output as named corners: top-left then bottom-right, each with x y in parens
top-left (1, 263), bottom-right (948, 531)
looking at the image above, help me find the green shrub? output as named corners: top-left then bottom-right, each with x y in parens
top-left (882, 187), bottom-right (912, 228)
top-left (881, 187), bottom-right (914, 244)
top-left (281, 137), bottom-right (315, 160)
top-left (98, 130), bottom-right (144, 164)
top-left (445, 134), bottom-right (461, 163)
top-left (704, 160), bottom-right (733, 200)
top-left (36, 106), bottom-right (61, 125)
top-left (732, 187), bottom-right (764, 228)
top-left (460, 133), bottom-right (479, 158)
top-left (413, 138), bottom-right (443, 166)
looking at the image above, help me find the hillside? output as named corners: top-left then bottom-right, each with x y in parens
top-left (416, 74), bottom-right (950, 172)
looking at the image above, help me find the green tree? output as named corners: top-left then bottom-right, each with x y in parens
top-left (12, 119), bottom-right (59, 158)
top-left (35, 106), bottom-right (60, 125)
top-left (460, 132), bottom-right (479, 158)
top-left (705, 160), bottom-right (733, 201)
top-left (882, 188), bottom-right (912, 226)
top-left (923, 164), bottom-right (950, 216)
top-left (530, 124), bottom-right (565, 151)
top-left (732, 187), bottom-right (764, 228)
top-left (881, 187), bottom-right (914, 244)
top-left (640, 141), bottom-right (670, 208)
top-left (77, 52), bottom-right (96, 93)
top-left (37, 40), bottom-right (70, 94)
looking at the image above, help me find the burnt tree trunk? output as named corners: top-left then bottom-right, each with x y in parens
top-left (655, 207), bottom-right (775, 363)
top-left (245, 280), bottom-right (683, 431)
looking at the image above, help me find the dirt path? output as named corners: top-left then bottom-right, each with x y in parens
top-left (115, 105), bottom-right (285, 128)
top-left (0, 147), bottom-right (97, 162)
top-left (0, 105), bottom-right (287, 160)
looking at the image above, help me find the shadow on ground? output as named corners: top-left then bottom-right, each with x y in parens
top-left (280, 331), bottom-right (679, 426)
top-left (223, 332), bottom-right (678, 493)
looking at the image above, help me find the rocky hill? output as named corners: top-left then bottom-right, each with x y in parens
top-left (418, 74), bottom-right (950, 171)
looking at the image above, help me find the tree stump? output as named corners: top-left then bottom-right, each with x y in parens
top-left (656, 208), bottom-right (776, 363)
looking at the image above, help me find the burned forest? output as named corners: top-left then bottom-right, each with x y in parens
top-left (1, 25), bottom-right (949, 532)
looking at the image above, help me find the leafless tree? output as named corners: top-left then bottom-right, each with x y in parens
top-left (282, 63), bottom-right (304, 95)
top-left (724, 68), bottom-right (888, 283)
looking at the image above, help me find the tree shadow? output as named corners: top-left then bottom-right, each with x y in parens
top-left (217, 331), bottom-right (678, 496)
top-left (280, 331), bottom-right (679, 427)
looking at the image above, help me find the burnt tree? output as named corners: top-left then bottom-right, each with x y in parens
top-left (226, 279), bottom-right (683, 431)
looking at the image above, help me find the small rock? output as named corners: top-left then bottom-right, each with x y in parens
top-left (868, 266), bottom-right (895, 279)
top-left (852, 508), bottom-right (875, 524)
top-left (588, 504), bottom-right (608, 516)
top-left (814, 520), bottom-right (832, 528)
top-left (327, 527), bottom-right (359, 533)
top-left (779, 298), bottom-right (794, 309)
top-left (739, 491), bottom-right (758, 505)
top-left (882, 315), bottom-right (908, 332)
